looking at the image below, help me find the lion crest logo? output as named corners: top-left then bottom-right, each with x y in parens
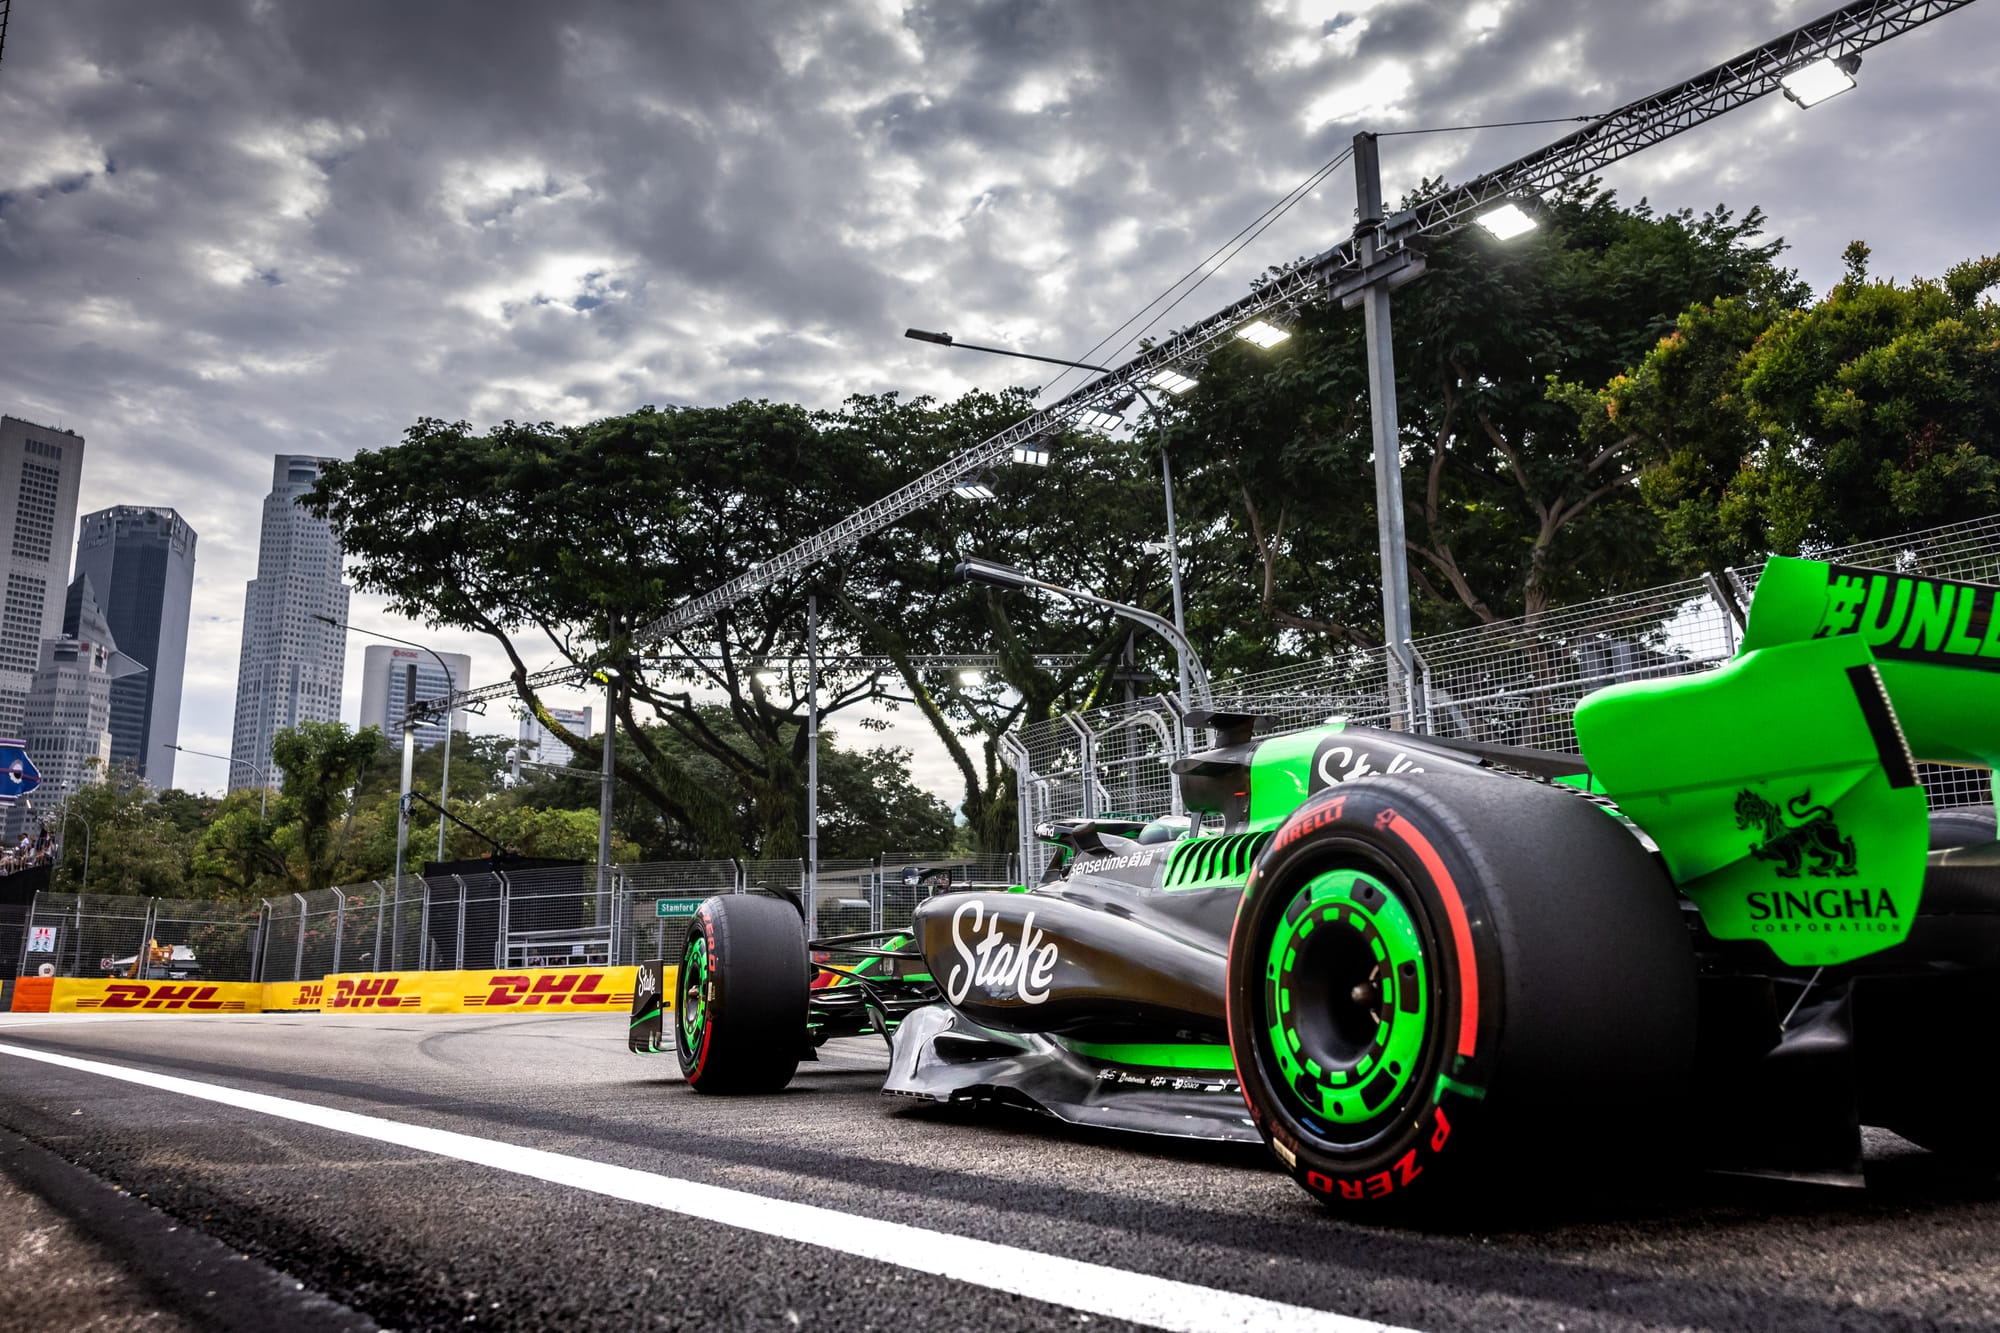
top-left (1734, 788), bottom-right (1857, 879)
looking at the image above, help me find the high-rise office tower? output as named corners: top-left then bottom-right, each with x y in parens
top-left (512, 704), bottom-right (592, 780)
top-left (357, 644), bottom-right (472, 750)
top-left (71, 506), bottom-right (197, 787)
top-left (229, 456), bottom-right (349, 791)
top-left (21, 575), bottom-right (147, 809)
top-left (0, 417), bottom-right (86, 736)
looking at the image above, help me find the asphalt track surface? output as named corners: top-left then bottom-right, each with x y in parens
top-left (0, 1013), bottom-right (1996, 1333)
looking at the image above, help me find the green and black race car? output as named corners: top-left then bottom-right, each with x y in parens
top-left (631, 555), bottom-right (2000, 1216)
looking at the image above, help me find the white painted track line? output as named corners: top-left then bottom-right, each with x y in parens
top-left (0, 1041), bottom-right (1420, 1333)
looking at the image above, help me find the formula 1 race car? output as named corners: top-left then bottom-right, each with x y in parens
top-left (630, 555), bottom-right (2000, 1216)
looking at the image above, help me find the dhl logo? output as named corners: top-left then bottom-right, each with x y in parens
top-left (296, 983), bottom-right (324, 1006)
top-left (74, 983), bottom-right (246, 1012)
top-left (464, 972), bottom-right (632, 1008)
top-left (328, 977), bottom-right (420, 1010)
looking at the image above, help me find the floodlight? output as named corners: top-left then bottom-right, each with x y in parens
top-left (1235, 320), bottom-right (1290, 349)
top-left (1011, 440), bottom-right (1051, 466)
top-left (1475, 202), bottom-right (1537, 240)
top-left (904, 328), bottom-right (955, 346)
top-left (1780, 53), bottom-right (1860, 108)
top-left (951, 478), bottom-right (996, 499)
top-left (1149, 368), bottom-right (1197, 395)
top-left (955, 558), bottom-right (1031, 590)
top-left (1075, 408), bottom-right (1125, 433)
top-left (959, 669), bottom-right (985, 686)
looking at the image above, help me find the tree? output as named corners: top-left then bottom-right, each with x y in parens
top-left (268, 721), bottom-right (384, 892)
top-left (305, 403), bottom-right (898, 858)
top-left (1156, 183), bottom-right (1806, 656)
top-left (190, 790), bottom-right (287, 898)
top-left (1575, 244), bottom-right (2000, 564)
top-left (50, 770), bottom-right (200, 898)
top-left (829, 390), bottom-right (1178, 852)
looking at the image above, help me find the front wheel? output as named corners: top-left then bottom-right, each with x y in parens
top-left (1227, 769), bottom-right (1697, 1218)
top-left (677, 894), bottom-right (809, 1094)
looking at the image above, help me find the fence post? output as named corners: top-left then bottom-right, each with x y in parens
top-left (455, 876), bottom-right (467, 971)
top-left (372, 880), bottom-right (386, 972)
top-left (496, 871), bottom-right (510, 970)
top-left (390, 875), bottom-right (404, 972)
top-left (417, 875), bottom-right (431, 972)
top-left (15, 890), bottom-right (37, 978)
top-left (1062, 714), bottom-right (1098, 819)
top-left (71, 895), bottom-right (84, 976)
top-left (869, 857), bottom-right (882, 934)
top-left (331, 886), bottom-right (347, 974)
top-left (291, 893), bottom-right (307, 981)
top-left (137, 899), bottom-right (158, 974)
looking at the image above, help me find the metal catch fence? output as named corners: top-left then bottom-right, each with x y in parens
top-left (13, 852), bottom-right (1024, 985)
top-left (1009, 515), bottom-right (2000, 878)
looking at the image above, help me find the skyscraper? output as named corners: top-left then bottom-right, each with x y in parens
top-left (229, 456), bottom-right (349, 791)
top-left (357, 644), bottom-right (472, 750)
top-left (71, 506), bottom-right (197, 787)
top-left (0, 417), bottom-right (86, 736)
top-left (21, 575), bottom-right (147, 809)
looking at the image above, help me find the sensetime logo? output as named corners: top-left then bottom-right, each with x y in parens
top-left (1815, 564), bottom-right (2000, 669)
top-left (1746, 885), bottom-right (1901, 936)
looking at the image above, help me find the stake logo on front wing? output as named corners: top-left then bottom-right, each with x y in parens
top-left (465, 971), bottom-right (632, 1009)
top-left (329, 977), bottom-right (420, 1010)
top-left (945, 900), bottom-right (1058, 1006)
top-left (71, 982), bottom-right (247, 1011)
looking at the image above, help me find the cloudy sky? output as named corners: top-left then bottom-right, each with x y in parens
top-left (1, 0), bottom-right (1993, 799)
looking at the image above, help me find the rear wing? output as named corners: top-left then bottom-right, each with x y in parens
top-left (1571, 557), bottom-right (1995, 966)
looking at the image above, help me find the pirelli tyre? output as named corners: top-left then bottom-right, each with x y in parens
top-left (677, 893), bottom-right (810, 1094)
top-left (1928, 803), bottom-right (1997, 850)
top-left (1227, 768), bottom-right (1698, 1217)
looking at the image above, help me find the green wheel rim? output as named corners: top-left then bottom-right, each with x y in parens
top-left (1263, 867), bottom-right (1431, 1132)
top-left (679, 932), bottom-right (710, 1051)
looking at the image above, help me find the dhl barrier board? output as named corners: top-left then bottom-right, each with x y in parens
top-left (452, 966), bottom-right (644, 1013)
top-left (318, 966), bottom-right (648, 1013)
top-left (11, 967), bottom-right (667, 1016)
top-left (50, 979), bottom-right (266, 1013)
top-left (262, 979), bottom-right (328, 1011)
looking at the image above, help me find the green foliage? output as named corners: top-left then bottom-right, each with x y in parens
top-left (1579, 244), bottom-right (2000, 564)
top-left (269, 721), bottom-right (384, 891)
top-left (49, 770), bottom-right (202, 898)
top-left (1161, 183), bottom-right (1803, 649)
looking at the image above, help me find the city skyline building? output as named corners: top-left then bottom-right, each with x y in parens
top-left (18, 575), bottom-right (147, 828)
top-left (228, 455), bottom-right (349, 791)
top-left (357, 644), bottom-right (472, 750)
top-left (513, 704), bottom-right (592, 780)
top-left (0, 416), bottom-right (86, 737)
top-left (71, 506), bottom-right (197, 788)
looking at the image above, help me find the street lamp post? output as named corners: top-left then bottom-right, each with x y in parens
top-left (168, 744), bottom-right (271, 818)
top-left (313, 615), bottom-right (455, 862)
top-left (57, 806), bottom-right (92, 894)
top-left (904, 328), bottom-right (1193, 685)
top-left (955, 556), bottom-right (1213, 712)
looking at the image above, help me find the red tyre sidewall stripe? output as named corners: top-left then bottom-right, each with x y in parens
top-left (1385, 813), bottom-right (1480, 1058)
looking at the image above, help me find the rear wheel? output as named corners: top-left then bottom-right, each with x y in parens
top-left (677, 894), bottom-right (809, 1094)
top-left (1228, 769), bottom-right (1698, 1218)
top-left (1929, 803), bottom-right (1996, 850)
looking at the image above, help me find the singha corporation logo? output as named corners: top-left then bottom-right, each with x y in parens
top-left (1734, 788), bottom-right (1857, 879)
